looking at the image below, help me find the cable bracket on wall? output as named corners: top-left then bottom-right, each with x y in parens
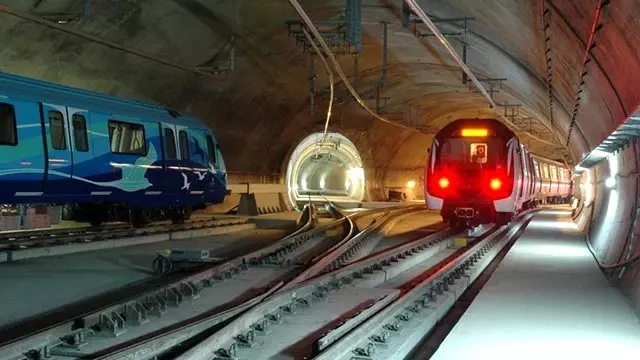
top-left (565, 0), bottom-right (610, 146)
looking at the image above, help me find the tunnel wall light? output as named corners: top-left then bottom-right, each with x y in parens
top-left (407, 180), bottom-right (416, 189)
top-left (346, 167), bottom-right (365, 180)
top-left (591, 149), bottom-right (610, 158)
top-left (605, 176), bottom-right (616, 188)
top-left (605, 152), bottom-right (618, 189)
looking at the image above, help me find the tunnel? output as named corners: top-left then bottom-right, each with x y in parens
top-left (1, 0), bottom-right (640, 358)
top-left (286, 132), bottom-right (365, 208)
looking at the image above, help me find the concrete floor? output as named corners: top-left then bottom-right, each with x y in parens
top-left (0, 228), bottom-right (287, 326)
top-left (431, 209), bottom-right (640, 360)
top-left (371, 211), bottom-right (443, 254)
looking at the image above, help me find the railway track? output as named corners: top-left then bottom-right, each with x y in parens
top-left (0, 204), bottom-right (417, 360)
top-left (0, 216), bottom-right (252, 261)
top-left (175, 210), bottom-right (537, 360)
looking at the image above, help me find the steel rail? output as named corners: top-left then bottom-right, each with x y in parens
top-left (313, 210), bottom-right (538, 360)
top-left (279, 205), bottom-right (426, 292)
top-left (5, 205), bottom-right (390, 360)
top-left (176, 224), bottom-right (455, 360)
top-left (72, 205), bottom-right (392, 360)
top-left (0, 217), bottom-right (252, 262)
top-left (0, 217), bottom-right (246, 247)
top-left (0, 205), bottom-right (319, 360)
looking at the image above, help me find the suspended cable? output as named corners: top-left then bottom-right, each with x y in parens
top-left (300, 27), bottom-right (334, 148)
top-left (404, 0), bottom-right (571, 153)
top-left (288, 0), bottom-right (415, 133)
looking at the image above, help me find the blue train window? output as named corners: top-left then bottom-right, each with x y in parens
top-left (0, 103), bottom-right (17, 146)
top-left (164, 128), bottom-right (177, 159)
top-left (108, 120), bottom-right (147, 156)
top-left (206, 135), bottom-right (217, 167)
top-left (49, 111), bottom-right (67, 150)
top-left (178, 130), bottom-right (189, 160)
top-left (191, 137), bottom-right (206, 165)
top-left (72, 114), bottom-right (89, 152)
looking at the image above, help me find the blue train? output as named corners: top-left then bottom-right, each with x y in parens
top-left (0, 72), bottom-right (227, 227)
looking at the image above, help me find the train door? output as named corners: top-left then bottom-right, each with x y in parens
top-left (550, 165), bottom-right (558, 195)
top-left (516, 147), bottom-right (525, 201)
top-left (533, 159), bottom-right (541, 195)
top-left (0, 98), bottom-right (45, 201)
top-left (160, 123), bottom-right (180, 194)
top-left (520, 146), bottom-right (530, 201)
top-left (184, 128), bottom-right (210, 196)
top-left (529, 158), bottom-right (536, 196)
top-left (541, 163), bottom-right (550, 194)
top-left (41, 103), bottom-right (73, 195)
top-left (65, 108), bottom-right (91, 194)
top-left (204, 131), bottom-right (227, 203)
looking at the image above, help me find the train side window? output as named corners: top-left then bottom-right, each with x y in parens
top-left (178, 130), bottom-right (189, 160)
top-left (49, 111), bottom-right (66, 150)
top-left (542, 164), bottom-right (549, 179)
top-left (72, 114), bottom-right (89, 152)
top-left (0, 103), bottom-right (17, 146)
top-left (108, 120), bottom-right (147, 155)
top-left (164, 128), bottom-right (177, 159)
top-left (206, 135), bottom-right (217, 167)
top-left (191, 136), bottom-right (206, 164)
top-left (550, 166), bottom-right (558, 180)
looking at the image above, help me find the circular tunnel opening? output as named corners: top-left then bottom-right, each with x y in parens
top-left (286, 133), bottom-right (365, 209)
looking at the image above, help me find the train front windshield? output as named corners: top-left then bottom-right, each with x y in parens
top-left (437, 137), bottom-right (506, 170)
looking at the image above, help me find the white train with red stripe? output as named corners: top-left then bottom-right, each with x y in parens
top-left (424, 118), bottom-right (572, 228)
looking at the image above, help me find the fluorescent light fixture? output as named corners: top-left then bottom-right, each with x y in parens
top-left (574, 165), bottom-right (588, 172)
top-left (527, 220), bottom-right (578, 231)
top-left (605, 176), bottom-right (616, 188)
top-left (346, 167), bottom-right (364, 180)
top-left (590, 149), bottom-right (610, 157)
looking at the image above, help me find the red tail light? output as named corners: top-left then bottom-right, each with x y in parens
top-left (490, 178), bottom-right (502, 190)
top-left (439, 177), bottom-right (450, 189)
top-left (426, 171), bottom-right (456, 198)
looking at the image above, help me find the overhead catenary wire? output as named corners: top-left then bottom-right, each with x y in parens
top-left (300, 27), bottom-right (334, 148)
top-left (288, 0), bottom-right (415, 133)
top-left (403, 0), bottom-right (571, 153)
top-left (289, 0), bottom-right (569, 155)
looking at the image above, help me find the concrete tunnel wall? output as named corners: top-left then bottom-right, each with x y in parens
top-left (579, 140), bottom-right (640, 314)
top-left (4, 0), bottom-right (640, 312)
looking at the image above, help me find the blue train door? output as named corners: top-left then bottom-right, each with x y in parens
top-left (0, 98), bottom-right (45, 202)
top-left (160, 122), bottom-right (180, 194)
top-left (184, 128), bottom-right (208, 196)
top-left (41, 103), bottom-right (73, 195)
top-left (66, 108), bottom-right (91, 194)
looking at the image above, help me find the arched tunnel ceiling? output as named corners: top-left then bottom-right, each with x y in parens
top-left (1, 0), bottom-right (639, 196)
